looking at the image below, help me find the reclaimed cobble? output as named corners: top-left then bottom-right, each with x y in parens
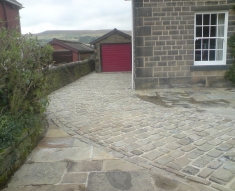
top-left (47, 72), bottom-right (235, 190)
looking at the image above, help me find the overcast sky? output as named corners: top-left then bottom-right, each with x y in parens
top-left (19, 0), bottom-right (132, 34)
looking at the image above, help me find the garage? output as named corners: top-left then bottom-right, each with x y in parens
top-left (90, 28), bottom-right (132, 73)
top-left (101, 43), bottom-right (131, 72)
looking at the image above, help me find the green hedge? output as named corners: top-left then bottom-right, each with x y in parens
top-left (225, 34), bottom-right (235, 85)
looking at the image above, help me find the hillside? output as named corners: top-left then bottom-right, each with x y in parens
top-left (32, 29), bottom-right (132, 45)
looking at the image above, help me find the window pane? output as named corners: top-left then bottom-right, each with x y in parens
top-left (209, 50), bottom-right (216, 61)
top-left (211, 14), bottom-right (217, 25)
top-left (203, 14), bottom-right (210, 25)
top-left (196, 27), bottom-right (202, 37)
top-left (195, 51), bottom-right (201, 61)
top-left (202, 39), bottom-right (209, 49)
top-left (216, 39), bottom-right (223, 49)
top-left (203, 26), bottom-right (209, 37)
top-left (218, 14), bottom-right (225, 24)
top-left (216, 50), bottom-right (223, 61)
top-left (210, 39), bottom-right (216, 49)
top-left (202, 50), bottom-right (209, 61)
top-left (210, 26), bottom-right (216, 37)
top-left (196, 14), bottom-right (202, 25)
top-left (195, 39), bottom-right (201, 49)
top-left (194, 12), bottom-right (227, 63)
top-left (218, 26), bottom-right (224, 37)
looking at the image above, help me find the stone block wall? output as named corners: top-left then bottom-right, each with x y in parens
top-left (46, 59), bottom-right (95, 94)
top-left (94, 34), bottom-right (131, 72)
top-left (0, 116), bottom-right (47, 188)
top-left (134, 0), bottom-right (235, 89)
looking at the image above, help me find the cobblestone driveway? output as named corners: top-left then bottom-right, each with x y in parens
top-left (47, 72), bottom-right (235, 191)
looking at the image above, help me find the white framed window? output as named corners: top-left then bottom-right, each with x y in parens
top-left (194, 11), bottom-right (228, 65)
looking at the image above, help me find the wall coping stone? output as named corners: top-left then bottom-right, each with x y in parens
top-left (190, 65), bottom-right (232, 71)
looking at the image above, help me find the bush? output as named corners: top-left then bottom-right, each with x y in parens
top-left (0, 28), bottom-right (53, 149)
top-left (0, 28), bottom-right (53, 115)
top-left (225, 34), bottom-right (235, 84)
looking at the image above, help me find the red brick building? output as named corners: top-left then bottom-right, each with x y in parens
top-left (48, 38), bottom-right (94, 64)
top-left (0, 0), bottom-right (23, 32)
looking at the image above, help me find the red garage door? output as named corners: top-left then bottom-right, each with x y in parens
top-left (101, 43), bottom-right (131, 72)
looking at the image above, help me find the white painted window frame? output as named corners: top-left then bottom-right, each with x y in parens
top-left (194, 11), bottom-right (228, 66)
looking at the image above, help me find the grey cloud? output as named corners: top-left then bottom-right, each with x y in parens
top-left (19, 0), bottom-right (132, 33)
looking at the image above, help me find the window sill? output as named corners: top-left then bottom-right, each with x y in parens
top-left (190, 65), bottom-right (231, 71)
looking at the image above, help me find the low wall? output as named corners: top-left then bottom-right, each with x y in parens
top-left (46, 58), bottom-right (95, 94)
top-left (0, 59), bottom-right (95, 189)
top-left (0, 116), bottom-right (47, 188)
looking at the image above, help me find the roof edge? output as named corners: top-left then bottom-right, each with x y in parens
top-left (48, 38), bottom-right (80, 53)
top-left (90, 28), bottom-right (131, 45)
top-left (48, 38), bottom-right (94, 53)
top-left (4, 0), bottom-right (23, 9)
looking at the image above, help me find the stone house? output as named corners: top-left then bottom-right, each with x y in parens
top-left (90, 28), bottom-right (132, 72)
top-left (130, 0), bottom-right (235, 89)
top-left (49, 38), bottom-right (94, 64)
top-left (0, 0), bottom-right (23, 32)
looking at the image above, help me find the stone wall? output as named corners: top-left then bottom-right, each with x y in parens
top-left (46, 59), bottom-right (95, 94)
top-left (134, 0), bottom-right (235, 89)
top-left (0, 116), bottom-right (47, 189)
top-left (94, 34), bottom-right (131, 72)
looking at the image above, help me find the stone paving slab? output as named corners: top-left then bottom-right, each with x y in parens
top-left (67, 161), bottom-right (103, 172)
top-left (3, 185), bottom-right (86, 191)
top-left (92, 147), bottom-right (117, 160)
top-left (7, 162), bottom-right (67, 187)
top-left (26, 147), bottom-right (92, 162)
top-left (37, 137), bottom-right (75, 148)
top-left (86, 170), bottom-right (155, 191)
top-left (45, 129), bottom-right (69, 138)
top-left (61, 173), bottom-right (88, 184)
top-left (46, 73), bottom-right (235, 190)
top-left (102, 159), bottom-right (144, 171)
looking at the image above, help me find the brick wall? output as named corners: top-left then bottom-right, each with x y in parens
top-left (0, 2), bottom-right (21, 32)
top-left (134, 0), bottom-right (235, 89)
top-left (52, 44), bottom-right (65, 50)
top-left (94, 34), bottom-right (131, 72)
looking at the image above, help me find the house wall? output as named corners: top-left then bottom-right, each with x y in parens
top-left (80, 53), bottom-right (93, 61)
top-left (94, 34), bottom-right (131, 72)
top-left (52, 44), bottom-right (65, 50)
top-left (52, 44), bottom-right (78, 62)
top-left (73, 52), bottom-right (78, 62)
top-left (134, 0), bottom-right (235, 89)
top-left (0, 3), bottom-right (5, 25)
top-left (0, 1), bottom-right (21, 32)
